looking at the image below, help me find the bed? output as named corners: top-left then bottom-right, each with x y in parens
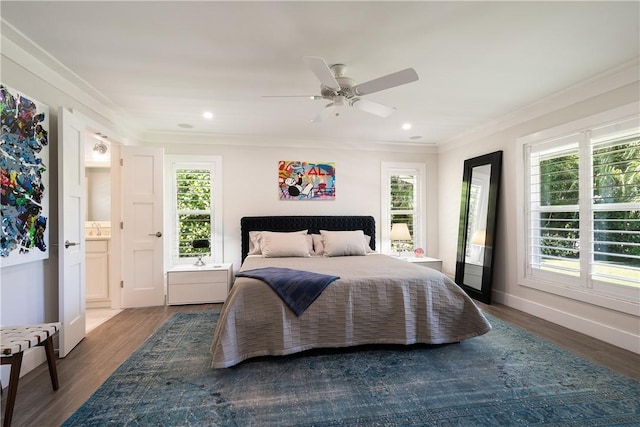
top-left (210, 215), bottom-right (491, 368)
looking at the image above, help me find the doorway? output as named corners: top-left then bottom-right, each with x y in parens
top-left (84, 132), bottom-right (122, 331)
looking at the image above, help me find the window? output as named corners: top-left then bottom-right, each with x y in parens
top-left (381, 162), bottom-right (425, 254)
top-left (176, 168), bottom-right (212, 258)
top-left (518, 106), bottom-right (639, 311)
top-left (165, 156), bottom-right (222, 266)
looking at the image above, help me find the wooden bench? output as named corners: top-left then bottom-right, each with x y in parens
top-left (1, 323), bottom-right (61, 427)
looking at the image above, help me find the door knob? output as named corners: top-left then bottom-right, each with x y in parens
top-left (148, 231), bottom-right (163, 238)
top-left (64, 240), bottom-right (79, 249)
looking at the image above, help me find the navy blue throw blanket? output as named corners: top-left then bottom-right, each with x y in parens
top-left (236, 267), bottom-right (340, 316)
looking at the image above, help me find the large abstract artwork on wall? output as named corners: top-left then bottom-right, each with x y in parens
top-left (1, 85), bottom-right (50, 267)
top-left (279, 160), bottom-right (336, 200)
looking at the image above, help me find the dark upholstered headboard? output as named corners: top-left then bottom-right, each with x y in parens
top-left (241, 216), bottom-right (375, 262)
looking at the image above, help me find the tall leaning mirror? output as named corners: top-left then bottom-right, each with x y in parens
top-left (455, 151), bottom-right (503, 304)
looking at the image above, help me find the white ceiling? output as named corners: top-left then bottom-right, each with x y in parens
top-left (2, 1), bottom-right (638, 146)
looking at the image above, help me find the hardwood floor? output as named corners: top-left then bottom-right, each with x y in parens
top-left (2, 302), bottom-right (639, 426)
top-left (477, 302), bottom-right (640, 382)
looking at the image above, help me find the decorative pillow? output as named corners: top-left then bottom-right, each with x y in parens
top-left (363, 234), bottom-right (376, 254)
top-left (312, 234), bottom-right (324, 256)
top-left (320, 230), bottom-right (367, 257)
top-left (306, 234), bottom-right (314, 255)
top-left (248, 230), bottom-right (308, 255)
top-left (248, 231), bottom-right (263, 255)
top-left (261, 231), bottom-right (311, 258)
top-left (314, 232), bottom-right (374, 255)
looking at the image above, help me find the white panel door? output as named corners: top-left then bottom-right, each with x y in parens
top-left (121, 146), bottom-right (164, 307)
top-left (58, 108), bottom-right (86, 357)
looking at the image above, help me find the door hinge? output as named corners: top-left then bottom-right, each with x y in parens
top-left (120, 158), bottom-right (123, 166)
top-left (120, 280), bottom-right (124, 288)
top-left (120, 221), bottom-right (124, 230)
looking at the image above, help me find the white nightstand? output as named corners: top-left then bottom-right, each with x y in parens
top-left (404, 256), bottom-right (442, 272)
top-left (167, 263), bottom-right (233, 305)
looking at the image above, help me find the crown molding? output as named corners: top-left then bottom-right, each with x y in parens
top-left (140, 129), bottom-right (438, 154)
top-left (438, 58), bottom-right (640, 153)
top-left (1, 19), bottom-right (142, 139)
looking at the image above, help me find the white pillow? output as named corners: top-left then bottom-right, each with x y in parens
top-left (261, 231), bottom-right (311, 258)
top-left (363, 234), bottom-right (376, 254)
top-left (312, 234), bottom-right (324, 256)
top-left (320, 230), bottom-right (367, 257)
top-left (305, 234), bottom-right (314, 255)
top-left (313, 233), bottom-right (375, 255)
top-left (248, 230), bottom-right (308, 255)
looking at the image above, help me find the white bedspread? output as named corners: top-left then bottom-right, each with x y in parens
top-left (211, 254), bottom-right (491, 368)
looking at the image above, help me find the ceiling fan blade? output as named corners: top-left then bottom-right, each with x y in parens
top-left (303, 56), bottom-right (341, 91)
top-left (353, 68), bottom-right (419, 96)
top-left (311, 103), bottom-right (336, 123)
top-left (262, 95), bottom-right (322, 100)
top-left (351, 98), bottom-right (396, 117)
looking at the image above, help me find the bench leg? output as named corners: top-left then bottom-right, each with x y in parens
top-left (1, 352), bottom-right (23, 427)
top-left (42, 337), bottom-right (59, 390)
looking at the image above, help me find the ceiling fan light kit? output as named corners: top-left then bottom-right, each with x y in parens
top-left (267, 56), bottom-right (419, 123)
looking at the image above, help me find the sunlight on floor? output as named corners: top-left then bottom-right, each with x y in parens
top-left (86, 308), bottom-right (123, 334)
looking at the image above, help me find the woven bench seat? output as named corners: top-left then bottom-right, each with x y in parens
top-left (1, 322), bottom-right (61, 427)
top-left (1, 323), bottom-right (61, 355)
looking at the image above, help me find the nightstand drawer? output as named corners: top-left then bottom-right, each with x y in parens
top-left (167, 282), bottom-right (227, 305)
top-left (167, 270), bottom-right (228, 285)
top-left (405, 257), bottom-right (442, 272)
top-left (166, 263), bottom-right (233, 305)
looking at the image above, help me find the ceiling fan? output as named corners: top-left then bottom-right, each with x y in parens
top-left (264, 56), bottom-right (419, 123)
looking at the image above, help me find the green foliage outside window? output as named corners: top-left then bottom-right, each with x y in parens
top-left (539, 139), bottom-right (640, 267)
top-left (176, 169), bottom-right (212, 258)
top-left (390, 175), bottom-right (415, 251)
top-left (539, 154), bottom-right (580, 259)
top-left (592, 139), bottom-right (640, 267)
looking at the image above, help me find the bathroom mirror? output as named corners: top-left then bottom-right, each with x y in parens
top-left (455, 151), bottom-right (502, 304)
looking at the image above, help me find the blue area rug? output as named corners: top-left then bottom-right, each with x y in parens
top-left (62, 310), bottom-right (640, 426)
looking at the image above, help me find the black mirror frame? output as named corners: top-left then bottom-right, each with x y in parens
top-left (455, 151), bottom-right (503, 304)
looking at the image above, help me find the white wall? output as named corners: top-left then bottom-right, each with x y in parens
top-left (0, 29), bottom-right (128, 386)
top-left (151, 137), bottom-right (439, 271)
top-left (437, 63), bottom-right (640, 353)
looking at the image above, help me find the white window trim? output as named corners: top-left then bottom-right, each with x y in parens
top-left (516, 103), bottom-right (639, 315)
top-left (381, 162), bottom-right (426, 254)
top-left (164, 155), bottom-right (223, 268)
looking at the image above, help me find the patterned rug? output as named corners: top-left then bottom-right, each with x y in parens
top-left (62, 310), bottom-right (640, 426)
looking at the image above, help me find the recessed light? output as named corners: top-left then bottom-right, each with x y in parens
top-left (202, 111), bottom-right (214, 120)
top-left (178, 123), bottom-right (194, 129)
top-left (402, 123), bottom-right (412, 130)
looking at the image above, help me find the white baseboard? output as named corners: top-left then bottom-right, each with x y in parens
top-left (493, 290), bottom-right (640, 354)
top-left (0, 347), bottom-right (46, 392)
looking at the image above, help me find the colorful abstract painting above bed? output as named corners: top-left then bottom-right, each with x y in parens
top-left (210, 216), bottom-right (491, 368)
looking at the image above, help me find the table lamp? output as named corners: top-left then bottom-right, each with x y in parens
top-left (390, 223), bottom-right (412, 256)
top-left (192, 239), bottom-right (210, 266)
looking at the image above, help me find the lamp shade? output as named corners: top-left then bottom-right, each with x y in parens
top-left (390, 223), bottom-right (411, 241)
top-left (192, 239), bottom-right (210, 249)
top-left (471, 229), bottom-right (486, 246)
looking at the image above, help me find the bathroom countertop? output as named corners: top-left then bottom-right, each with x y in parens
top-left (86, 235), bottom-right (111, 241)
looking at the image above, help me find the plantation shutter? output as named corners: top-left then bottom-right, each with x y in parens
top-left (526, 134), bottom-right (582, 279)
top-left (520, 108), bottom-right (639, 307)
top-left (390, 173), bottom-right (416, 250)
top-left (589, 117), bottom-right (640, 288)
top-left (175, 168), bottom-right (213, 260)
